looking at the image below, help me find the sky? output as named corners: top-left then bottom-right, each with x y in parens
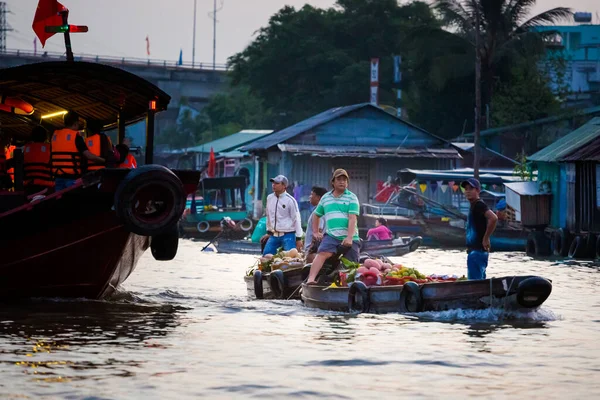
top-left (6, 0), bottom-right (600, 65)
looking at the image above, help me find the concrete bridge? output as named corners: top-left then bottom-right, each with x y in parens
top-left (0, 49), bottom-right (230, 110)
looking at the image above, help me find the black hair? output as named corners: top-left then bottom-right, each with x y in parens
top-left (63, 111), bottom-right (80, 127)
top-left (86, 119), bottom-right (104, 134)
top-left (31, 126), bottom-right (48, 142)
top-left (376, 217), bottom-right (388, 226)
top-left (311, 186), bottom-right (327, 197)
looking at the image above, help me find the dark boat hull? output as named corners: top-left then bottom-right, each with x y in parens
top-left (301, 275), bottom-right (552, 313)
top-left (0, 169), bottom-right (199, 300)
top-left (244, 266), bottom-right (307, 300)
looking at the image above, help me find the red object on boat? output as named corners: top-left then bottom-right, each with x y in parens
top-left (207, 147), bottom-right (216, 178)
top-left (32, 0), bottom-right (68, 47)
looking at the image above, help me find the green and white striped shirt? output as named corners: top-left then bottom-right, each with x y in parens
top-left (314, 189), bottom-right (360, 241)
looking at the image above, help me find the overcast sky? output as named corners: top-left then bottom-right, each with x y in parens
top-left (6, 0), bottom-right (600, 64)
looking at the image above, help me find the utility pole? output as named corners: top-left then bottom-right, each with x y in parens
top-left (0, 2), bottom-right (14, 53)
top-left (473, 1), bottom-right (481, 180)
top-left (192, 0), bottom-right (197, 67)
top-left (212, 0), bottom-right (217, 70)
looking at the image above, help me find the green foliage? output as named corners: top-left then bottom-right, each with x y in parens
top-left (513, 152), bottom-right (532, 181)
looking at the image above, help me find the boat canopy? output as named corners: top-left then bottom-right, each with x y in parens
top-left (0, 61), bottom-right (171, 139)
top-left (200, 176), bottom-right (247, 191)
top-left (397, 168), bottom-right (523, 185)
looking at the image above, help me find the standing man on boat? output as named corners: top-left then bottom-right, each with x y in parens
top-left (304, 186), bottom-right (327, 263)
top-left (461, 178), bottom-right (498, 280)
top-left (306, 169), bottom-right (361, 285)
top-left (260, 175), bottom-right (304, 255)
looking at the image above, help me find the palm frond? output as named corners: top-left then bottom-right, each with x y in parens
top-left (505, 0), bottom-right (537, 26)
top-left (518, 7), bottom-right (573, 31)
top-left (434, 0), bottom-right (474, 33)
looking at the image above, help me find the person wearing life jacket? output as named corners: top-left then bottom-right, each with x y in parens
top-left (23, 126), bottom-right (55, 195)
top-left (5, 144), bottom-right (15, 184)
top-left (0, 140), bottom-right (12, 191)
top-left (117, 137), bottom-right (137, 169)
top-left (51, 111), bottom-right (105, 191)
top-left (85, 120), bottom-right (119, 170)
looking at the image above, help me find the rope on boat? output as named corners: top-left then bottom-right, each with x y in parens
top-left (286, 277), bottom-right (307, 300)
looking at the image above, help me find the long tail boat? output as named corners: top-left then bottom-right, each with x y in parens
top-left (0, 60), bottom-right (199, 299)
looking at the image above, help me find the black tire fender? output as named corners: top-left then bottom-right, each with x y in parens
top-left (409, 236), bottom-right (423, 253)
top-left (114, 165), bottom-right (185, 236)
top-left (197, 221), bottom-right (210, 233)
top-left (399, 281), bottom-right (423, 313)
top-left (568, 235), bottom-right (583, 258)
top-left (348, 281), bottom-right (370, 313)
top-left (516, 277), bottom-right (552, 308)
top-left (239, 218), bottom-right (254, 232)
top-left (596, 234), bottom-right (600, 259)
top-left (151, 224), bottom-right (180, 261)
top-left (556, 228), bottom-right (571, 257)
top-left (253, 270), bottom-right (264, 299)
top-left (269, 269), bottom-right (286, 299)
top-left (527, 231), bottom-right (551, 257)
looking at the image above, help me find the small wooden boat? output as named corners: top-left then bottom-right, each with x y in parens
top-left (301, 275), bottom-right (552, 314)
top-left (219, 235), bottom-right (422, 256)
top-left (245, 265), bottom-right (309, 300)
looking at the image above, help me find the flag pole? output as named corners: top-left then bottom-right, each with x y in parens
top-left (213, 0), bottom-right (216, 70)
top-left (60, 10), bottom-right (74, 62)
top-left (192, 0), bottom-right (197, 67)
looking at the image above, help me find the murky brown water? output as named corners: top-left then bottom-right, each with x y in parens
top-left (1, 241), bottom-right (599, 399)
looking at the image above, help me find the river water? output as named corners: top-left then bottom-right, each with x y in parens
top-left (1, 240), bottom-right (599, 399)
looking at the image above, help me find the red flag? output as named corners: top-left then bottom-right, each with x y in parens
top-left (207, 147), bottom-right (216, 178)
top-left (32, 0), bottom-right (68, 48)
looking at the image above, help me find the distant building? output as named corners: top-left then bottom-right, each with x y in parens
top-left (240, 103), bottom-right (461, 219)
top-left (535, 23), bottom-right (600, 107)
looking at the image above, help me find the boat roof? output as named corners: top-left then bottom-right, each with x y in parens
top-left (0, 61), bottom-right (171, 139)
top-left (397, 168), bottom-right (524, 184)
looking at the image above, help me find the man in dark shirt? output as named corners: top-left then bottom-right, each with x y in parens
top-left (461, 178), bottom-right (498, 280)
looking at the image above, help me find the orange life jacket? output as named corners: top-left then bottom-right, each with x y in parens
top-left (5, 145), bottom-right (15, 182)
top-left (86, 134), bottom-right (111, 171)
top-left (119, 153), bottom-right (137, 169)
top-left (23, 142), bottom-right (54, 187)
top-left (51, 129), bottom-right (83, 178)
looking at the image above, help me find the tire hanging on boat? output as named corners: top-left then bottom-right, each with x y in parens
top-left (151, 223), bottom-right (179, 261)
top-left (568, 235), bottom-right (584, 259)
top-left (554, 228), bottom-right (571, 257)
top-left (253, 270), bottom-right (264, 299)
top-left (348, 281), bottom-right (370, 313)
top-left (197, 221), bottom-right (210, 233)
top-left (239, 218), bottom-right (254, 232)
top-left (114, 165), bottom-right (185, 236)
top-left (596, 234), bottom-right (600, 260)
top-left (526, 231), bottom-right (551, 257)
top-left (516, 277), bottom-right (552, 308)
top-left (399, 281), bottom-right (423, 313)
top-left (269, 269), bottom-right (286, 299)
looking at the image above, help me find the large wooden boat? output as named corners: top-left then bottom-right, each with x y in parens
top-left (301, 275), bottom-right (552, 314)
top-left (218, 236), bottom-right (423, 257)
top-left (0, 61), bottom-right (199, 299)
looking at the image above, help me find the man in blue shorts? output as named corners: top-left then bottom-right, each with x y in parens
top-left (461, 178), bottom-right (498, 280)
top-left (306, 169), bottom-right (360, 284)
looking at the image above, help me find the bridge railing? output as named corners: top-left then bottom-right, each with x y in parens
top-left (0, 48), bottom-right (229, 71)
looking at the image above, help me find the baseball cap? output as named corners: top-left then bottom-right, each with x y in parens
top-left (331, 168), bottom-right (349, 182)
top-left (270, 175), bottom-right (289, 186)
top-left (460, 178), bottom-right (481, 191)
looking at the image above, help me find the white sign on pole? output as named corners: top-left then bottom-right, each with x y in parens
top-left (370, 58), bottom-right (379, 83)
top-left (393, 55), bottom-right (402, 83)
top-left (370, 86), bottom-right (378, 105)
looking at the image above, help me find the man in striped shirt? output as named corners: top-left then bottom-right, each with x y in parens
top-left (306, 169), bottom-right (360, 284)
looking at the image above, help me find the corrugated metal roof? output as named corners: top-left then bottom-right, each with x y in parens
top-left (277, 144), bottom-right (461, 159)
top-left (241, 103), bottom-right (447, 151)
top-left (561, 135), bottom-right (600, 161)
top-left (504, 181), bottom-right (550, 196)
top-left (529, 117), bottom-right (600, 162)
top-left (170, 130), bottom-right (273, 154)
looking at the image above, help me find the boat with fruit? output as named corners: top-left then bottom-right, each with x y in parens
top-left (245, 248), bottom-right (308, 299)
top-left (300, 258), bottom-right (553, 314)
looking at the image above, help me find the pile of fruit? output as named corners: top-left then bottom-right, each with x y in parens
top-left (248, 248), bottom-right (305, 275)
top-left (337, 257), bottom-right (466, 287)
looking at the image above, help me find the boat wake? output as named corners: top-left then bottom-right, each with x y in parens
top-left (410, 306), bottom-right (559, 322)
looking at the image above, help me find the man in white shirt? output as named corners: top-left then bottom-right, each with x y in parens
top-left (260, 175), bottom-right (304, 255)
